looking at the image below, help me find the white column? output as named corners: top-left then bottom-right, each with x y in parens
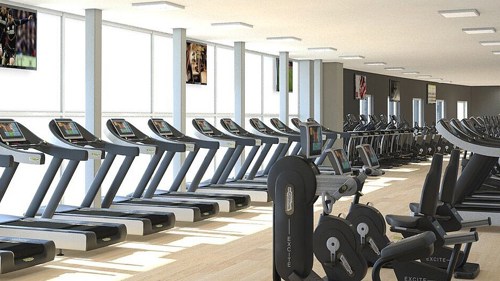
top-left (299, 60), bottom-right (314, 120)
top-left (314, 59), bottom-right (323, 123)
top-left (279, 52), bottom-right (289, 123)
top-left (322, 62), bottom-right (344, 139)
top-left (234, 42), bottom-right (245, 126)
top-left (173, 28), bottom-right (187, 190)
top-left (85, 9), bottom-right (102, 207)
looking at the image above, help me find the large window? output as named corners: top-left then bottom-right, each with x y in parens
top-left (436, 100), bottom-right (445, 123)
top-left (457, 101), bottom-right (468, 120)
top-left (359, 95), bottom-right (373, 118)
top-left (413, 98), bottom-right (423, 127)
top-left (388, 97), bottom-right (400, 122)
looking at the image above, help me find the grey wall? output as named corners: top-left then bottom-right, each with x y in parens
top-left (470, 87), bottom-right (500, 116)
top-left (343, 69), bottom-right (472, 125)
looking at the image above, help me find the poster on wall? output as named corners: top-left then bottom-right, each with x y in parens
top-left (0, 4), bottom-right (37, 70)
top-left (389, 80), bottom-right (401, 102)
top-left (354, 74), bottom-right (367, 100)
top-left (274, 58), bottom-right (293, 92)
top-left (186, 41), bottom-right (207, 85)
top-left (427, 84), bottom-right (437, 104)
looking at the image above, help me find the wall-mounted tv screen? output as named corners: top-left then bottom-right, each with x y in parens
top-left (427, 84), bottom-right (437, 104)
top-left (274, 58), bottom-right (293, 92)
top-left (186, 41), bottom-right (207, 85)
top-left (354, 74), bottom-right (367, 100)
top-left (389, 80), bottom-right (401, 102)
top-left (0, 4), bottom-right (37, 70)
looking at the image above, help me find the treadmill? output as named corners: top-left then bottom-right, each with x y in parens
top-left (104, 118), bottom-right (219, 222)
top-left (191, 118), bottom-right (270, 202)
top-left (268, 118), bottom-right (302, 155)
top-left (144, 118), bottom-right (250, 212)
top-left (0, 154), bottom-right (56, 274)
top-left (34, 119), bottom-right (176, 235)
top-left (0, 119), bottom-right (126, 251)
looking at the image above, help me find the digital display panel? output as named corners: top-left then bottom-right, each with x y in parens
top-left (252, 119), bottom-right (266, 131)
top-left (55, 121), bottom-right (83, 140)
top-left (333, 149), bottom-right (352, 174)
top-left (111, 120), bottom-right (135, 138)
top-left (224, 119), bottom-right (238, 133)
top-left (196, 119), bottom-right (213, 134)
top-left (152, 120), bottom-right (173, 136)
top-left (0, 121), bottom-right (26, 142)
top-left (271, 119), bottom-right (286, 130)
top-left (364, 145), bottom-right (380, 167)
top-left (308, 125), bottom-right (323, 158)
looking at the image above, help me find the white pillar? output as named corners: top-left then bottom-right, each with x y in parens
top-left (279, 52), bottom-right (289, 123)
top-left (323, 62), bottom-right (344, 136)
top-left (314, 59), bottom-right (323, 123)
top-left (173, 28), bottom-right (187, 190)
top-left (234, 42), bottom-right (245, 126)
top-left (85, 9), bottom-right (102, 207)
top-left (299, 60), bottom-right (314, 120)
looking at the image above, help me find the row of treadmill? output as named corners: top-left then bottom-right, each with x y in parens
top-left (0, 115), bottom-right (351, 274)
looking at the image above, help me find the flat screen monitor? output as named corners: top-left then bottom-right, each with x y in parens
top-left (196, 119), bottom-right (213, 134)
top-left (223, 119), bottom-right (239, 133)
top-left (111, 120), bottom-right (135, 138)
top-left (55, 121), bottom-right (83, 140)
top-left (152, 120), bottom-right (173, 136)
top-left (357, 144), bottom-right (380, 168)
top-left (389, 80), bottom-right (401, 102)
top-left (300, 123), bottom-right (322, 159)
top-left (330, 149), bottom-right (352, 175)
top-left (0, 4), bottom-right (37, 70)
top-left (271, 118), bottom-right (286, 130)
top-left (0, 121), bottom-right (26, 142)
top-left (251, 119), bottom-right (266, 131)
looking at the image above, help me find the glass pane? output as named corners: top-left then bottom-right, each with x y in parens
top-left (102, 26), bottom-right (151, 113)
top-left (186, 46), bottom-right (215, 114)
top-left (215, 47), bottom-right (235, 114)
top-left (0, 13), bottom-right (61, 112)
top-left (152, 35), bottom-right (173, 113)
top-left (64, 17), bottom-right (85, 112)
top-left (245, 53), bottom-right (262, 115)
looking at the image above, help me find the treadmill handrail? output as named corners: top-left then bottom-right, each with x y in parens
top-left (0, 143), bottom-right (45, 165)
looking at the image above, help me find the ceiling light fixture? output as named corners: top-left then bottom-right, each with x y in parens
top-left (364, 62), bottom-right (386, 66)
top-left (493, 51), bottom-right (500, 55)
top-left (266, 36), bottom-right (302, 42)
top-left (132, 1), bottom-right (185, 10)
top-left (403, 71), bottom-right (420, 75)
top-left (385, 67), bottom-right (405, 71)
top-left (429, 78), bottom-right (443, 81)
top-left (211, 22), bottom-right (253, 29)
top-left (308, 47), bottom-right (337, 52)
top-left (480, 41), bottom-right (500, 46)
top-left (462, 27), bottom-right (496, 34)
top-left (339, 55), bottom-right (365, 60)
top-left (438, 9), bottom-right (479, 18)
top-left (417, 75), bottom-right (432, 78)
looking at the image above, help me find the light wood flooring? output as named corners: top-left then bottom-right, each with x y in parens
top-left (1, 158), bottom-right (498, 281)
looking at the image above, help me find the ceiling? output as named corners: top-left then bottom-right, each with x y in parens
top-left (8, 0), bottom-right (500, 86)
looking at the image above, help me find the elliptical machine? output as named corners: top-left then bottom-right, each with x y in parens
top-left (268, 121), bottom-right (437, 281)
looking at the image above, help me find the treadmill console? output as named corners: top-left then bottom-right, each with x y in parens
top-left (356, 144), bottom-right (380, 168)
top-left (271, 118), bottom-right (286, 131)
top-left (300, 122), bottom-right (323, 159)
top-left (151, 119), bottom-right (174, 137)
top-left (0, 121), bottom-right (26, 143)
top-left (110, 119), bottom-right (136, 138)
top-left (250, 118), bottom-right (267, 132)
top-left (55, 121), bottom-right (84, 140)
top-left (194, 119), bottom-right (214, 135)
top-left (222, 119), bottom-right (239, 133)
top-left (327, 148), bottom-right (352, 175)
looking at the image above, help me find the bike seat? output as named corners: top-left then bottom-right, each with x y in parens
top-left (386, 214), bottom-right (419, 228)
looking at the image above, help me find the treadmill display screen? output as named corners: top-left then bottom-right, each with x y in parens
top-left (307, 125), bottom-right (323, 158)
top-left (333, 149), bottom-right (352, 174)
top-left (111, 120), bottom-right (135, 138)
top-left (0, 122), bottom-right (26, 142)
top-left (272, 119), bottom-right (286, 130)
top-left (252, 119), bottom-right (266, 131)
top-left (224, 119), bottom-right (239, 133)
top-left (196, 119), bottom-right (213, 134)
top-left (55, 121), bottom-right (83, 140)
top-left (152, 120), bottom-right (173, 136)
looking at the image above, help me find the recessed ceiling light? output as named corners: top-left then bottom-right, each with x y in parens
top-left (266, 36), bottom-right (302, 42)
top-left (211, 22), bottom-right (253, 29)
top-left (307, 47), bottom-right (337, 52)
top-left (339, 55), bottom-right (365, 60)
top-left (417, 75), bottom-right (432, 78)
top-left (385, 67), bottom-right (405, 71)
top-left (132, 1), bottom-right (184, 10)
top-left (403, 71), bottom-right (419, 75)
top-left (364, 62), bottom-right (386, 66)
top-left (429, 78), bottom-right (443, 81)
top-left (493, 51), bottom-right (500, 55)
top-left (438, 9), bottom-right (479, 18)
top-left (462, 27), bottom-right (496, 34)
top-left (480, 41), bottom-right (500, 46)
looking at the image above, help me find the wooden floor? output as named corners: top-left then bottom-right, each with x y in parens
top-left (2, 158), bottom-right (499, 281)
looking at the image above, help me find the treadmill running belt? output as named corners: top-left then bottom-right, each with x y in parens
top-left (5, 221), bottom-right (119, 240)
top-left (125, 200), bottom-right (216, 214)
top-left (66, 210), bottom-right (172, 225)
top-left (0, 242), bottom-right (45, 260)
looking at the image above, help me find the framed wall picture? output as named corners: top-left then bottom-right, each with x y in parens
top-left (389, 80), bottom-right (401, 102)
top-left (274, 58), bottom-right (293, 92)
top-left (354, 74), bottom-right (367, 100)
top-left (427, 84), bottom-right (437, 104)
top-left (186, 41), bottom-right (207, 85)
